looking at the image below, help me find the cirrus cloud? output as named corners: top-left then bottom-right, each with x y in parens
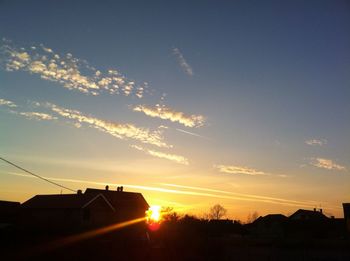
top-left (173, 48), bottom-right (193, 76)
top-left (310, 158), bottom-right (346, 171)
top-left (305, 139), bottom-right (327, 146)
top-left (214, 164), bottom-right (269, 176)
top-left (131, 145), bottom-right (189, 165)
top-left (18, 111), bottom-right (58, 121)
top-left (41, 103), bottom-right (171, 148)
top-left (0, 98), bottom-right (17, 108)
top-left (133, 104), bottom-right (205, 128)
top-left (1, 41), bottom-right (146, 98)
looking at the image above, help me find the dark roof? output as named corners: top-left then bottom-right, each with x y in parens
top-left (253, 214), bottom-right (287, 224)
top-left (21, 193), bottom-right (114, 210)
top-left (289, 209), bottom-right (328, 220)
top-left (84, 188), bottom-right (149, 210)
top-left (0, 200), bottom-right (20, 208)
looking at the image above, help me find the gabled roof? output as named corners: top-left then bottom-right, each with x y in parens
top-left (289, 209), bottom-right (328, 220)
top-left (253, 214), bottom-right (287, 224)
top-left (84, 188), bottom-right (149, 210)
top-left (22, 193), bottom-right (115, 211)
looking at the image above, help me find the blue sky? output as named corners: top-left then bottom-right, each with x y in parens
top-left (0, 0), bottom-right (349, 219)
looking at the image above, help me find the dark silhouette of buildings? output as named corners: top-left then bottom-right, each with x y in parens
top-left (344, 203), bottom-right (350, 237)
top-left (0, 200), bottom-right (20, 224)
top-left (247, 208), bottom-right (348, 239)
top-left (84, 186), bottom-right (149, 221)
top-left (289, 208), bottom-right (328, 221)
top-left (21, 192), bottom-right (116, 230)
top-left (249, 214), bottom-right (287, 238)
top-left (20, 186), bottom-right (149, 230)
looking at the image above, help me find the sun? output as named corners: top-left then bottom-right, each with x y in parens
top-left (146, 205), bottom-right (161, 223)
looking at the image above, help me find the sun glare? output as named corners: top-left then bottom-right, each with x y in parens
top-left (146, 205), bottom-right (161, 223)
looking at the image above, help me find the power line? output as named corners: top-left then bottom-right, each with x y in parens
top-left (0, 156), bottom-right (77, 193)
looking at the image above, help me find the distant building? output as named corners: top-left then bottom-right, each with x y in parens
top-left (287, 208), bottom-right (330, 238)
top-left (343, 203), bottom-right (350, 237)
top-left (289, 208), bottom-right (328, 221)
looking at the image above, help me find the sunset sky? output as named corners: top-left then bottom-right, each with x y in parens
top-left (0, 0), bottom-right (349, 220)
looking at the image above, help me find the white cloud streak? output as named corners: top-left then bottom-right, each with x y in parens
top-left (1, 41), bottom-right (146, 98)
top-left (173, 47), bottom-right (193, 76)
top-left (0, 98), bottom-right (17, 108)
top-left (310, 158), bottom-right (346, 171)
top-left (214, 164), bottom-right (269, 176)
top-left (133, 104), bottom-right (205, 128)
top-left (305, 139), bottom-right (327, 146)
top-left (131, 145), bottom-right (189, 165)
top-left (41, 103), bottom-right (171, 148)
top-left (18, 111), bottom-right (58, 121)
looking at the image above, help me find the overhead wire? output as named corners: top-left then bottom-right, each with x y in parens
top-left (0, 156), bottom-right (77, 193)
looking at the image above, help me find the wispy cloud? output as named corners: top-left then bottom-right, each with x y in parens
top-left (131, 145), bottom-right (189, 165)
top-left (0, 97), bottom-right (57, 121)
top-left (214, 164), bottom-right (269, 176)
top-left (305, 139), bottom-right (327, 146)
top-left (18, 111), bottom-right (58, 121)
top-left (1, 41), bottom-right (146, 98)
top-left (40, 102), bottom-right (171, 148)
top-left (173, 47), bottom-right (193, 76)
top-left (310, 158), bottom-right (346, 171)
top-left (133, 104), bottom-right (205, 128)
top-left (0, 98), bottom-right (17, 108)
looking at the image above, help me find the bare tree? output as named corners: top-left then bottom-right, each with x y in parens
top-left (161, 206), bottom-right (181, 222)
top-left (247, 211), bottom-right (259, 223)
top-left (209, 204), bottom-right (227, 220)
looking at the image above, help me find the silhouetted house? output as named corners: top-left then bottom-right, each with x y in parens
top-left (289, 208), bottom-right (328, 221)
top-left (84, 186), bottom-right (149, 221)
top-left (249, 214), bottom-right (287, 238)
top-left (287, 208), bottom-right (330, 238)
top-left (343, 203), bottom-right (350, 237)
top-left (21, 192), bottom-right (116, 230)
top-left (0, 200), bottom-right (20, 225)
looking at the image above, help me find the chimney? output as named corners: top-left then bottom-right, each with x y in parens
top-left (117, 186), bottom-right (120, 192)
top-left (314, 208), bottom-right (316, 212)
top-left (105, 185), bottom-right (109, 191)
top-left (77, 189), bottom-right (82, 195)
top-left (319, 208), bottom-right (323, 214)
top-left (120, 186), bottom-right (123, 192)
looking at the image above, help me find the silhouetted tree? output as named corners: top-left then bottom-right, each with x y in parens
top-left (161, 206), bottom-right (181, 223)
top-left (209, 204), bottom-right (227, 220)
top-left (247, 211), bottom-right (259, 223)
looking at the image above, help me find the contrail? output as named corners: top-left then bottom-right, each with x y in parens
top-left (176, 128), bottom-right (210, 140)
top-left (2, 171), bottom-right (341, 210)
top-left (159, 183), bottom-right (341, 210)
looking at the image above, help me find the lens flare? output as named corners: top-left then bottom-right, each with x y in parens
top-left (146, 205), bottom-right (162, 231)
top-left (146, 205), bottom-right (161, 222)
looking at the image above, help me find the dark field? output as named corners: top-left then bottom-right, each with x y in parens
top-left (2, 223), bottom-right (350, 261)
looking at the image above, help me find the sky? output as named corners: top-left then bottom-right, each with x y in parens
top-left (0, 0), bottom-right (349, 220)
